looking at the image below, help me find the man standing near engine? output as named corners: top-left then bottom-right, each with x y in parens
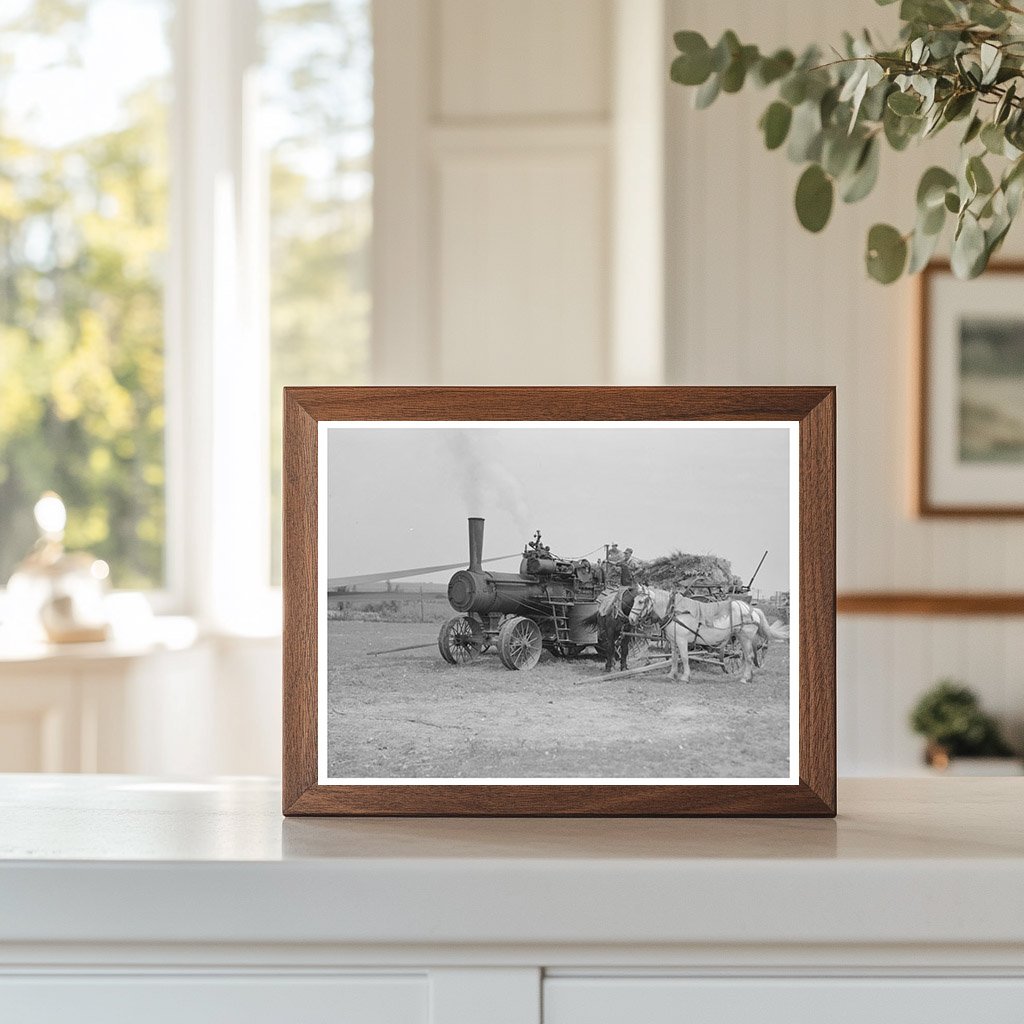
top-left (620, 547), bottom-right (636, 587)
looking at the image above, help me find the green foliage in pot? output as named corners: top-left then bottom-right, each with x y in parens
top-left (670, 0), bottom-right (1024, 283)
top-left (909, 679), bottom-right (1015, 757)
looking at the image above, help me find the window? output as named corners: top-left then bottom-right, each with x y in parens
top-left (0, 0), bottom-right (172, 589)
top-left (0, 0), bottom-right (374, 614)
top-left (262, 0), bottom-right (373, 581)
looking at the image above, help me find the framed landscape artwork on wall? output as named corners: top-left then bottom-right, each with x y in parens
top-left (918, 262), bottom-right (1024, 516)
top-left (282, 387), bottom-right (835, 817)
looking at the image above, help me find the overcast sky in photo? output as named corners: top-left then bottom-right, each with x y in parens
top-left (326, 424), bottom-right (794, 594)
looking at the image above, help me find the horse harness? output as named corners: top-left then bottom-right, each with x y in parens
top-left (649, 590), bottom-right (754, 645)
top-left (652, 590), bottom-right (703, 644)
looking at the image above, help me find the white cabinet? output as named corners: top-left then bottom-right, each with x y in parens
top-left (2, 777), bottom-right (1023, 1024)
top-left (2, 975), bottom-right (428, 1024)
top-left (545, 977), bottom-right (1024, 1024)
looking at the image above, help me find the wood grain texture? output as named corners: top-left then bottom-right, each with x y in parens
top-left (838, 592), bottom-right (1024, 616)
top-left (282, 392), bottom-right (319, 812)
top-left (916, 260), bottom-right (1024, 518)
top-left (282, 387), bottom-right (836, 817)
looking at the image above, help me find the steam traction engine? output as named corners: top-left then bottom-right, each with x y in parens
top-left (438, 518), bottom-right (603, 670)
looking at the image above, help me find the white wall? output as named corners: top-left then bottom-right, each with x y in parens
top-left (373, 0), bottom-right (665, 386)
top-left (665, 0), bottom-right (1024, 772)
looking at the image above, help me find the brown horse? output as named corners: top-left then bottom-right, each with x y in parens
top-left (584, 586), bottom-right (637, 673)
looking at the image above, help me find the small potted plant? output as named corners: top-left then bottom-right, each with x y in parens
top-left (909, 680), bottom-right (1019, 773)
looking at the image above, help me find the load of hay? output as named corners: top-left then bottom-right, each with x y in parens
top-left (635, 551), bottom-right (744, 591)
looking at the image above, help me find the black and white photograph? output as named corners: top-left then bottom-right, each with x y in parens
top-left (319, 422), bottom-right (798, 785)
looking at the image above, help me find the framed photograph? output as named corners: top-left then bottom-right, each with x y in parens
top-left (918, 261), bottom-right (1024, 516)
top-left (283, 387), bottom-right (835, 816)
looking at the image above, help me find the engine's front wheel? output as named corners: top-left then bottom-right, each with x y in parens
top-left (497, 616), bottom-right (543, 671)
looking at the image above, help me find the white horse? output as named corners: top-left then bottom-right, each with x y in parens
top-left (629, 586), bottom-right (785, 683)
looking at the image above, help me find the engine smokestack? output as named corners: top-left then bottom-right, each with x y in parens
top-left (467, 517), bottom-right (484, 573)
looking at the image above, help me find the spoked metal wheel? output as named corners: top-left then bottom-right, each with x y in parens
top-left (497, 616), bottom-right (543, 671)
top-left (721, 642), bottom-right (744, 675)
top-left (438, 615), bottom-right (484, 665)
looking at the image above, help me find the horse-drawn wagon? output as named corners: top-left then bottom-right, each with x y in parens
top-left (622, 584), bottom-right (769, 675)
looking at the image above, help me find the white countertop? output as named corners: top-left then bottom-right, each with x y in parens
top-left (2, 776), bottom-right (1023, 950)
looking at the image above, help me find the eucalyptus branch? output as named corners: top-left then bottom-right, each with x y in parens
top-left (670, 0), bottom-right (1024, 283)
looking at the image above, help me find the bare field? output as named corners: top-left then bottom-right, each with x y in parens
top-left (326, 620), bottom-right (791, 779)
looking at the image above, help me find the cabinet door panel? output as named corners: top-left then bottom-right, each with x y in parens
top-left (0, 975), bottom-right (427, 1024)
top-left (545, 977), bottom-right (1024, 1024)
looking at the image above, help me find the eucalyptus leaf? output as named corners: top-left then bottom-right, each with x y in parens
top-left (787, 101), bottom-right (823, 162)
top-left (884, 106), bottom-right (922, 150)
top-left (888, 90), bottom-right (921, 115)
top-left (671, 53), bottom-right (711, 87)
top-left (922, 102), bottom-right (946, 137)
top-left (795, 164), bottom-right (834, 232)
top-left (987, 213), bottom-right (1013, 260)
top-left (822, 128), bottom-right (863, 178)
top-left (962, 115), bottom-right (983, 145)
top-left (908, 221), bottom-right (942, 273)
top-left (920, 200), bottom-right (946, 235)
top-left (996, 82), bottom-right (1017, 124)
top-left (942, 92), bottom-right (974, 122)
top-left (842, 137), bottom-right (880, 203)
top-left (1003, 158), bottom-right (1024, 217)
top-left (981, 122), bottom-right (1006, 155)
top-left (754, 49), bottom-right (795, 87)
top-left (866, 223), bottom-right (908, 283)
top-left (980, 42), bottom-right (1003, 86)
top-left (952, 212), bottom-right (987, 278)
top-left (721, 44), bottom-right (759, 93)
top-left (917, 166), bottom-right (957, 210)
top-left (820, 85), bottom-right (841, 126)
top-left (1006, 173), bottom-right (1024, 218)
top-left (694, 73), bottom-right (721, 109)
top-left (760, 101), bottom-right (793, 150)
top-left (861, 79), bottom-right (892, 122)
top-left (967, 154), bottom-right (995, 195)
top-left (710, 31), bottom-right (740, 74)
top-left (779, 73), bottom-right (807, 106)
top-left (970, 2), bottom-right (1009, 29)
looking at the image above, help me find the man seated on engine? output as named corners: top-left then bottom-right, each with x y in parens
top-left (605, 543), bottom-right (624, 586)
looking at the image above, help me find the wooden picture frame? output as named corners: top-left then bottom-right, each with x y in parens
top-left (917, 260), bottom-right (1024, 517)
top-left (283, 387), bottom-right (836, 816)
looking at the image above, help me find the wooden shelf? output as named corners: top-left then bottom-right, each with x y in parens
top-left (838, 593), bottom-right (1024, 616)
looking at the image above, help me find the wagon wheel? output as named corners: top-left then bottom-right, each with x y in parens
top-left (754, 637), bottom-right (768, 668)
top-left (721, 641), bottom-right (744, 675)
top-left (497, 616), bottom-right (543, 671)
top-left (438, 615), bottom-right (484, 665)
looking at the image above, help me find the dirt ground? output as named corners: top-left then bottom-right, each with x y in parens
top-left (326, 620), bottom-right (791, 780)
